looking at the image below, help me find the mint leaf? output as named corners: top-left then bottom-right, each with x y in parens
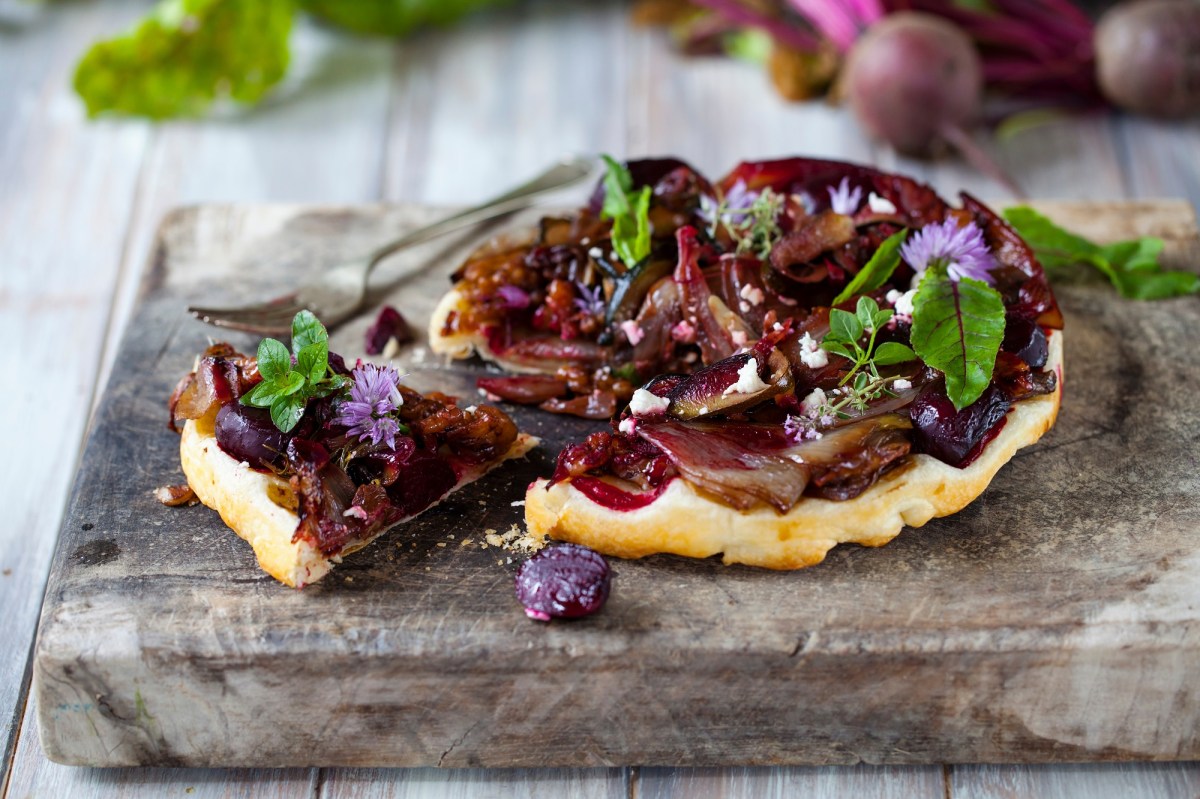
top-left (832, 229), bottom-right (909, 306)
top-left (291, 310), bottom-right (327, 354)
top-left (73, 0), bottom-right (294, 120)
top-left (241, 380), bottom-right (280, 408)
top-left (277, 371), bottom-right (306, 397)
top-left (855, 296), bottom-right (879, 333)
top-left (1003, 206), bottom-right (1199, 300)
top-left (270, 393), bottom-right (306, 433)
top-left (296, 342), bottom-right (328, 383)
top-left (873, 342), bottom-right (918, 366)
top-left (910, 268), bottom-right (1006, 410)
top-left (820, 341), bottom-right (856, 362)
top-left (256, 338), bottom-right (290, 382)
top-left (599, 155), bottom-right (653, 269)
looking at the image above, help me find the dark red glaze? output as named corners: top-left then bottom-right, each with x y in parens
top-left (571, 476), bottom-right (671, 511)
top-left (477, 375), bottom-right (569, 405)
top-left (515, 543), bottom-right (612, 621)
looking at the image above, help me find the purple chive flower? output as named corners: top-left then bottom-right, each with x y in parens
top-left (827, 176), bottom-right (864, 216)
top-left (573, 282), bottom-right (606, 317)
top-left (900, 218), bottom-right (997, 284)
top-left (336, 363), bottom-right (404, 449)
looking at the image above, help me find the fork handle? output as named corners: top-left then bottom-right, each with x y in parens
top-left (365, 155), bottom-right (595, 269)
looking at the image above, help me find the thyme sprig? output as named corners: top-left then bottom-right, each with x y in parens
top-left (821, 296), bottom-right (917, 390)
top-left (705, 186), bottom-right (785, 259)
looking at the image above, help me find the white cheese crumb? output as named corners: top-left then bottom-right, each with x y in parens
top-left (868, 192), bottom-right (898, 214)
top-left (588, 246), bottom-right (603, 259)
top-left (797, 331), bottom-right (829, 369)
top-left (618, 417), bottom-right (637, 435)
top-left (893, 378), bottom-right (912, 391)
top-left (886, 289), bottom-right (903, 305)
top-left (739, 284), bottom-right (765, 305)
top-left (629, 388), bottom-right (670, 417)
top-left (620, 319), bottom-right (645, 346)
top-left (800, 388), bottom-right (827, 419)
top-left (730, 329), bottom-right (748, 348)
top-left (511, 500), bottom-right (525, 507)
top-left (739, 300), bottom-right (751, 314)
top-left (671, 320), bottom-right (696, 342)
top-left (723, 359), bottom-right (770, 396)
top-left (893, 289), bottom-right (917, 317)
top-left (464, 405), bottom-right (478, 414)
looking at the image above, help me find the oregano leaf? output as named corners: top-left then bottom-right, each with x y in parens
top-left (291, 309), bottom-right (327, 354)
top-left (829, 308), bottom-right (863, 344)
top-left (873, 341), bottom-right (918, 366)
top-left (910, 268), bottom-right (1006, 410)
top-left (240, 380), bottom-right (279, 408)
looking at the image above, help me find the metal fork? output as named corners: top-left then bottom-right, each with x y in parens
top-left (188, 155), bottom-right (595, 336)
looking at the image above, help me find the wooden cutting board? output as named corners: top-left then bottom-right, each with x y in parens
top-left (33, 201), bottom-right (1200, 768)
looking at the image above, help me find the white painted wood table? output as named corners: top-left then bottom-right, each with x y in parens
top-left (2, 1), bottom-right (1198, 796)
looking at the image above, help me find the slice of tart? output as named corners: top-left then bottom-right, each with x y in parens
top-left (169, 315), bottom-right (536, 588)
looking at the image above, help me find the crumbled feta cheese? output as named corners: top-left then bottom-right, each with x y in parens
top-left (620, 319), bottom-right (645, 346)
top-left (671, 320), bottom-right (696, 342)
top-left (730, 329), bottom-right (748, 349)
top-left (739, 284), bottom-right (765, 305)
top-left (868, 192), bottom-right (898, 215)
top-left (886, 289), bottom-right (903, 306)
top-left (588, 246), bottom-right (603, 259)
top-left (464, 405), bottom-right (478, 414)
top-left (739, 301), bottom-right (751, 314)
top-left (629, 388), bottom-right (670, 417)
top-left (798, 331), bottom-right (829, 369)
top-left (723, 358), bottom-right (770, 396)
top-left (893, 378), bottom-right (912, 391)
top-left (800, 387), bottom-right (827, 419)
top-left (893, 289), bottom-right (916, 317)
top-left (618, 417), bottom-right (637, 435)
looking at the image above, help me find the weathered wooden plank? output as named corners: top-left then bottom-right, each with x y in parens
top-left (949, 762), bottom-right (1200, 799)
top-left (638, 766), bottom-right (945, 799)
top-left (0, 0), bottom-right (152, 784)
top-left (1116, 116), bottom-right (1200, 212)
top-left (27, 200), bottom-right (1200, 769)
top-left (320, 768), bottom-right (627, 799)
top-left (5, 724), bottom-right (317, 799)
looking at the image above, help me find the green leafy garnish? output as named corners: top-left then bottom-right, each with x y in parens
top-left (240, 311), bottom-right (350, 432)
top-left (73, 0), bottom-right (294, 119)
top-left (909, 267), bottom-right (1006, 411)
top-left (1003, 206), bottom-right (1199, 300)
top-left (831, 228), bottom-right (910, 306)
top-left (599, 155), bottom-right (653, 270)
top-left (298, 0), bottom-right (511, 36)
top-left (821, 296), bottom-right (917, 389)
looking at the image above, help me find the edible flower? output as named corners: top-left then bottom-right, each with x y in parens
top-left (573, 282), bottom-right (606, 317)
top-left (826, 176), bottom-right (863, 215)
top-left (900, 218), bottom-right (996, 284)
top-left (698, 180), bottom-right (758, 233)
top-left (337, 363), bottom-right (405, 449)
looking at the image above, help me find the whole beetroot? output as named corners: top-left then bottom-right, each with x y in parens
top-left (515, 543), bottom-right (611, 621)
top-left (842, 12), bottom-right (983, 157)
top-left (1096, 0), bottom-right (1200, 119)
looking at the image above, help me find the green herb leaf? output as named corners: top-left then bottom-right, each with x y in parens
top-left (270, 393), bottom-right (306, 433)
top-left (241, 380), bottom-right (279, 409)
top-left (828, 308), bottom-right (863, 345)
top-left (277, 371), bottom-right (307, 397)
top-left (255, 338), bottom-right (290, 382)
top-left (291, 310), bottom-right (328, 354)
top-left (910, 268), bottom-right (1006, 411)
top-left (831, 229), bottom-right (909, 306)
top-left (73, 0), bottom-right (294, 120)
top-left (296, 341), bottom-right (328, 383)
top-left (873, 341), bottom-right (918, 366)
top-left (820, 341), bottom-right (856, 362)
top-left (599, 155), bottom-right (653, 269)
top-left (855, 296), bottom-right (879, 333)
top-left (1003, 206), bottom-right (1199, 300)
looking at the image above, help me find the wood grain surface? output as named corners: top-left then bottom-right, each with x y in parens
top-left (4, 0), bottom-right (1200, 794)
top-left (28, 199), bottom-right (1200, 770)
